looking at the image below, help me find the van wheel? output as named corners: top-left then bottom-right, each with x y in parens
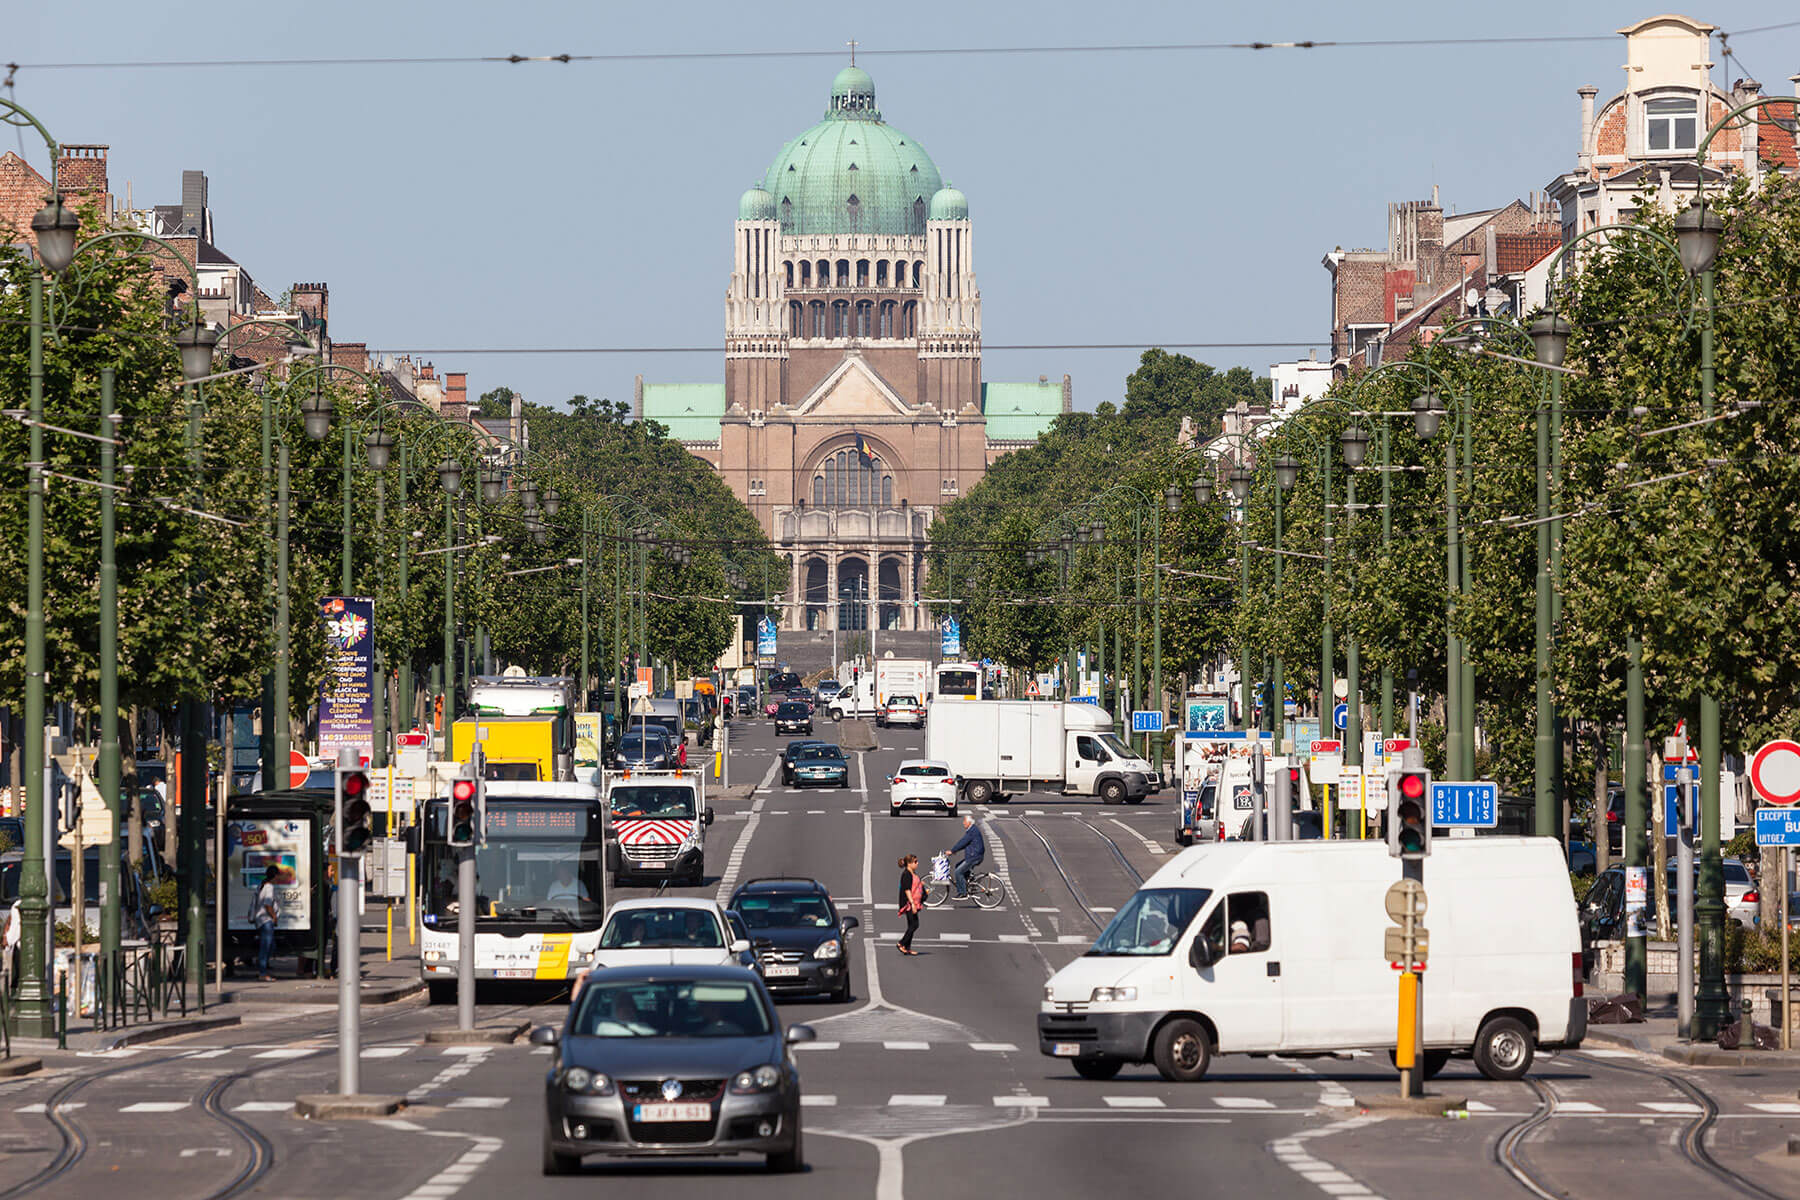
top-left (1152, 1018), bottom-right (1212, 1082)
top-left (1472, 1016), bottom-right (1534, 1080)
top-left (1072, 1056), bottom-right (1122, 1080)
top-left (966, 780), bottom-right (994, 805)
top-left (1099, 780), bottom-right (1127, 805)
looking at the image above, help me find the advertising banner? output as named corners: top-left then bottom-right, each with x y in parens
top-left (1184, 699), bottom-right (1229, 733)
top-left (756, 617), bottom-right (779, 663)
top-left (940, 616), bottom-right (962, 659)
top-left (225, 817), bottom-right (313, 932)
top-left (318, 596), bottom-right (375, 767)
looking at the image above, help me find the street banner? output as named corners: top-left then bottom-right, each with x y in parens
top-left (756, 617), bottom-right (779, 663)
top-left (574, 713), bottom-right (603, 774)
top-left (940, 616), bottom-right (962, 659)
top-left (317, 596), bottom-right (375, 768)
top-left (225, 816), bottom-right (313, 932)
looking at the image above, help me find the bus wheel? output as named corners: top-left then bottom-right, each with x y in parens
top-left (427, 981), bottom-right (454, 1006)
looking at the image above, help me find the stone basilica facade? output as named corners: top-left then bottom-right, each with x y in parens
top-left (638, 65), bottom-right (1066, 631)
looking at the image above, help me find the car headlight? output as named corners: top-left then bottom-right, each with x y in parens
top-left (561, 1067), bottom-right (614, 1095)
top-left (1090, 986), bottom-right (1137, 1003)
top-left (813, 938), bottom-right (841, 959)
top-left (1044, 984), bottom-right (1055, 1002)
top-left (423, 949), bottom-right (444, 963)
top-left (730, 1064), bottom-right (783, 1094)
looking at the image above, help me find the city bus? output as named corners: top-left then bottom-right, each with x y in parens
top-left (418, 780), bottom-right (606, 1003)
top-left (934, 661), bottom-right (983, 702)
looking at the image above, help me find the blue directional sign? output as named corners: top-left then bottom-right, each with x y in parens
top-left (1430, 780), bottom-right (1498, 827)
top-left (1662, 763), bottom-right (1698, 834)
top-left (1754, 807), bottom-right (1800, 847)
top-left (1333, 703), bottom-right (1348, 731)
top-left (1070, 695), bottom-right (1101, 706)
top-left (1132, 710), bottom-right (1164, 734)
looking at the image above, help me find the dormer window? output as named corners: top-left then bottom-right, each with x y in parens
top-left (1646, 95), bottom-right (1698, 153)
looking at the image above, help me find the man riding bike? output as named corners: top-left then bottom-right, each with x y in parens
top-left (943, 814), bottom-right (986, 900)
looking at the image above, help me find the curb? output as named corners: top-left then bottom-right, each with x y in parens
top-left (0, 1058), bottom-right (42, 1078)
top-left (222, 980), bottom-right (425, 1007)
top-left (294, 1093), bottom-right (406, 1120)
top-left (422, 1019), bottom-right (531, 1045)
top-left (1582, 1026), bottom-right (1655, 1053)
top-left (104, 1013), bottom-right (241, 1050)
top-left (1352, 1093), bottom-right (1469, 1117)
top-left (1661, 1044), bottom-right (1800, 1067)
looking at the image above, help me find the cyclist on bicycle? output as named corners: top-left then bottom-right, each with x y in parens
top-left (944, 814), bottom-right (986, 900)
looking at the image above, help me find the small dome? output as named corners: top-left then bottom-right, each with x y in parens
top-left (831, 66), bottom-right (876, 105)
top-left (738, 185), bottom-right (777, 221)
top-left (928, 185), bottom-right (968, 221)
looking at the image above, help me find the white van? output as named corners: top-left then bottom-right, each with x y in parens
top-left (1038, 838), bottom-right (1584, 1082)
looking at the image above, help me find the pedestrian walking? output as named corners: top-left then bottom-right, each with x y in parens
top-left (251, 869), bottom-right (280, 981)
top-left (897, 854), bottom-right (923, 955)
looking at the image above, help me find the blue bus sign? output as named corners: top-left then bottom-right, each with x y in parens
top-left (1132, 710), bottom-right (1164, 733)
top-left (1070, 695), bottom-right (1101, 706)
top-left (1755, 808), bottom-right (1800, 847)
top-left (1430, 780), bottom-right (1498, 828)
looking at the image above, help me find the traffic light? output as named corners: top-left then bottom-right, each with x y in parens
top-left (448, 767), bottom-right (481, 847)
top-left (1386, 766), bottom-right (1431, 860)
top-left (338, 766), bottom-right (373, 855)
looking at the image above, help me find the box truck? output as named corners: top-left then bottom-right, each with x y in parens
top-left (925, 700), bottom-right (1156, 805)
top-left (1038, 838), bottom-right (1585, 1082)
top-left (828, 657), bottom-right (931, 721)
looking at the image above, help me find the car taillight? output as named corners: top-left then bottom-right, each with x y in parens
top-left (1607, 811), bottom-right (1620, 822)
top-left (1572, 951), bottom-right (1583, 998)
top-left (1743, 890), bottom-right (1759, 905)
top-left (947, 777), bottom-right (956, 787)
top-left (892, 777), bottom-right (904, 786)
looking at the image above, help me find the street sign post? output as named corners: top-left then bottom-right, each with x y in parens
top-left (1429, 780), bottom-right (1498, 828)
top-left (1754, 806), bottom-right (1800, 1051)
top-left (1383, 879), bottom-right (1428, 1099)
top-left (1309, 739), bottom-right (1342, 788)
top-left (1131, 710), bottom-right (1164, 734)
top-left (1071, 695), bottom-right (1101, 707)
top-left (1750, 739), bottom-right (1800, 807)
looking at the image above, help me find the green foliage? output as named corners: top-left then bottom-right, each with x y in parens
top-left (1725, 922), bottom-right (1800, 974)
top-left (54, 920), bottom-right (100, 947)
top-left (1570, 872), bottom-right (1596, 903)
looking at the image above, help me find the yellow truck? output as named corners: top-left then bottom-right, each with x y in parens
top-left (452, 716), bottom-right (560, 782)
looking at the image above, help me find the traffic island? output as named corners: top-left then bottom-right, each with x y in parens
top-left (837, 719), bottom-right (879, 752)
top-left (1351, 1092), bottom-right (1469, 1117)
top-left (423, 1019), bottom-right (531, 1045)
top-left (294, 1093), bottom-right (406, 1120)
top-left (0, 1059), bottom-right (42, 1078)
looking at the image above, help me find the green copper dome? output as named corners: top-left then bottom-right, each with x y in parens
top-left (928, 184), bottom-right (968, 221)
top-left (762, 68), bottom-right (943, 237)
top-left (739, 185), bottom-right (777, 221)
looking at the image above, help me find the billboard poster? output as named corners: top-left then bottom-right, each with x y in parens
top-left (940, 616), bottom-right (962, 659)
top-left (756, 617), bottom-right (779, 663)
top-left (1185, 700), bottom-right (1228, 733)
top-left (318, 596), bottom-right (375, 766)
top-left (225, 817), bottom-right (313, 931)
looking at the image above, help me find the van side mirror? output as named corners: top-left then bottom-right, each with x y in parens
top-left (704, 807), bottom-right (715, 826)
top-left (1189, 936), bottom-right (1218, 970)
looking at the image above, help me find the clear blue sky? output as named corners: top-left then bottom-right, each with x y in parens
top-left (9, 2), bottom-right (1799, 412)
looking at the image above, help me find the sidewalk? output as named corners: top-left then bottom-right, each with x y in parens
top-left (3, 926), bottom-right (422, 1061)
top-left (1585, 1002), bottom-right (1800, 1066)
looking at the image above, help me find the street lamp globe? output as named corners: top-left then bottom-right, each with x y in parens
top-left (1163, 483), bottom-right (1182, 513)
top-left (1411, 391), bottom-right (1443, 440)
top-left (173, 323), bottom-right (219, 383)
top-left (519, 481), bottom-right (540, 512)
top-left (1674, 202), bottom-right (1723, 276)
top-left (1339, 425), bottom-right (1370, 469)
top-left (481, 469), bottom-right (504, 504)
top-left (437, 457), bottom-right (463, 495)
top-left (1528, 314), bottom-right (1572, 368)
top-left (364, 431), bottom-right (395, 470)
top-left (1092, 518), bottom-right (1106, 543)
top-left (300, 391), bottom-right (334, 441)
top-left (532, 526), bottom-right (548, 545)
top-left (1060, 533), bottom-right (1073, 552)
top-left (1193, 475), bottom-right (1215, 505)
top-left (542, 488), bottom-right (562, 516)
top-left (1227, 465), bottom-right (1254, 503)
top-left (1274, 454), bottom-right (1300, 491)
top-left (29, 198), bottom-right (81, 275)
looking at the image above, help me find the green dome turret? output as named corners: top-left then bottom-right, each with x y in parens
top-left (762, 68), bottom-right (943, 237)
top-left (928, 185), bottom-right (968, 221)
top-left (738, 185), bottom-right (777, 221)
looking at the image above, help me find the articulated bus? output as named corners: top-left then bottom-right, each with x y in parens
top-left (418, 780), bottom-right (607, 1002)
top-left (934, 661), bottom-right (983, 702)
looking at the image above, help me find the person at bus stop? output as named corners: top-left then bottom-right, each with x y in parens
top-left (252, 869), bottom-right (280, 981)
top-left (896, 854), bottom-right (923, 955)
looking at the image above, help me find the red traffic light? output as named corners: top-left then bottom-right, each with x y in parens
top-left (342, 771), bottom-right (371, 799)
top-left (451, 778), bottom-right (477, 803)
top-left (1398, 772), bottom-right (1426, 800)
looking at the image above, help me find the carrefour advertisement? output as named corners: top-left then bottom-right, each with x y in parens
top-left (318, 595), bottom-right (375, 766)
top-left (225, 818), bottom-right (313, 932)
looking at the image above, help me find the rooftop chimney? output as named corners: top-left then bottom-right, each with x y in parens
top-left (444, 372), bottom-right (469, 421)
top-left (1577, 86), bottom-right (1598, 173)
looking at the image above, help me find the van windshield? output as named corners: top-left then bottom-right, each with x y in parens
top-left (1088, 887), bottom-right (1210, 957)
top-left (1098, 733), bottom-right (1135, 759)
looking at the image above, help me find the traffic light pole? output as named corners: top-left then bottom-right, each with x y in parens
top-left (336, 769), bottom-right (361, 1096)
top-left (456, 845), bottom-right (475, 1031)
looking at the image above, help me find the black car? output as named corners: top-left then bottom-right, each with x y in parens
top-left (728, 878), bottom-right (860, 1002)
top-left (779, 740), bottom-right (824, 786)
top-left (774, 702), bottom-right (813, 736)
top-left (616, 728), bottom-right (677, 770)
top-left (789, 744), bottom-right (849, 789)
top-left (766, 670), bottom-right (802, 694)
top-left (532, 965), bottom-right (813, 1174)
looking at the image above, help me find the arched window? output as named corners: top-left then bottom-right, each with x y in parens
top-left (902, 300), bottom-right (917, 337)
top-left (800, 260), bottom-right (811, 287)
top-left (812, 475), bottom-right (824, 505)
top-left (879, 301), bottom-right (895, 338)
top-left (876, 260), bottom-right (888, 287)
top-left (857, 259), bottom-right (870, 287)
top-left (817, 259), bottom-right (829, 285)
top-left (882, 475), bottom-right (893, 505)
top-left (825, 457), bottom-right (837, 506)
top-left (913, 261), bottom-right (923, 287)
top-left (832, 300), bottom-right (850, 337)
top-left (855, 300), bottom-right (872, 337)
top-left (809, 300), bottom-right (827, 338)
top-left (836, 259), bottom-right (850, 287)
top-left (783, 261), bottom-right (793, 288)
top-left (789, 301), bottom-right (803, 336)
top-left (813, 448), bottom-right (894, 509)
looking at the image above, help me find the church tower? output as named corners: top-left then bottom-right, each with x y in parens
top-left (725, 186), bottom-right (786, 416)
top-left (919, 183), bottom-right (980, 414)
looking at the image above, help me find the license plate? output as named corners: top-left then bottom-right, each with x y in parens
top-left (495, 968), bottom-right (533, 979)
top-left (764, 964), bottom-right (801, 978)
top-left (1051, 1042), bottom-right (1081, 1057)
top-left (634, 1102), bottom-right (712, 1122)
top-left (634, 861), bottom-right (669, 871)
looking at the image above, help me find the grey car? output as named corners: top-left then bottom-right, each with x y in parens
top-left (533, 964), bottom-right (814, 1175)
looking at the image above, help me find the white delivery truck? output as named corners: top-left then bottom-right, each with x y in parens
top-left (1038, 838), bottom-right (1585, 1082)
top-left (926, 700), bottom-right (1157, 805)
top-left (829, 657), bottom-right (931, 721)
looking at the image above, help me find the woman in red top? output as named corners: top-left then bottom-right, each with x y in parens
top-left (897, 853), bottom-right (923, 955)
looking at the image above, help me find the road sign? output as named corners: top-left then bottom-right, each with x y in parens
top-left (1310, 739), bottom-right (1342, 755)
top-left (1333, 703), bottom-right (1348, 731)
top-left (1071, 695), bottom-right (1100, 706)
top-left (1754, 808), bottom-right (1800, 847)
top-left (1383, 738), bottom-right (1413, 755)
top-left (396, 730), bottom-right (429, 749)
top-left (1131, 710), bottom-right (1164, 733)
top-left (1384, 926), bottom-right (1430, 964)
top-left (1383, 879), bottom-right (1428, 969)
top-left (1429, 780), bottom-right (1498, 827)
top-left (288, 749), bottom-right (309, 789)
top-left (1750, 739), bottom-right (1800, 806)
top-left (1384, 879), bottom-right (1426, 922)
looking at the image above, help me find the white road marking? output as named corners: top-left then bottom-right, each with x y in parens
top-left (1749, 1102), bottom-right (1800, 1113)
top-left (1058, 934), bottom-right (1089, 944)
top-left (1213, 1097), bottom-right (1275, 1109)
top-left (1026, 810), bottom-right (1046, 816)
top-left (14, 1103), bottom-right (83, 1113)
top-left (121, 1102), bottom-right (188, 1113)
top-left (1090, 906), bottom-right (1116, 913)
top-left (447, 1097), bottom-right (509, 1109)
top-left (714, 756), bottom-right (780, 904)
top-left (884, 1041), bottom-right (930, 1050)
top-left (1031, 907), bottom-right (1059, 913)
top-left (252, 1048), bottom-right (314, 1059)
top-left (440, 1046), bottom-right (491, 1056)
top-left (232, 1101), bottom-right (295, 1112)
top-left (940, 932), bottom-right (971, 942)
top-left (183, 1049), bottom-right (232, 1059)
top-left (1464, 1100), bottom-right (1496, 1112)
top-left (999, 934), bottom-right (1030, 943)
top-left (1641, 1101), bottom-right (1703, 1114)
top-left (362, 1047), bottom-right (411, 1059)
top-left (1269, 1117), bottom-right (1388, 1200)
top-left (180, 1148), bottom-right (231, 1158)
top-left (1557, 1101), bottom-right (1603, 1113)
top-left (791, 1041), bottom-right (839, 1051)
top-left (801, 1094), bottom-right (838, 1107)
top-left (1576, 1048), bottom-right (1637, 1058)
top-left (995, 1096), bottom-right (1050, 1107)
top-left (1103, 1096), bottom-right (1165, 1108)
top-left (970, 1043), bottom-right (1018, 1052)
top-left (888, 1094), bottom-right (946, 1106)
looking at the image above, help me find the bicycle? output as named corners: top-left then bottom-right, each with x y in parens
top-left (923, 856), bottom-right (1005, 909)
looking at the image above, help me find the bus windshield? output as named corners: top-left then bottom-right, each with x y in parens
top-left (422, 838), bottom-right (603, 927)
top-left (936, 666), bottom-right (980, 699)
top-left (608, 786), bottom-right (697, 820)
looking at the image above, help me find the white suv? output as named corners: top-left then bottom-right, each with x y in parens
top-left (889, 758), bottom-right (958, 816)
top-left (588, 897), bottom-right (752, 971)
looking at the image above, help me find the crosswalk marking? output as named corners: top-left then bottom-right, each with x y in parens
top-left (1749, 1102), bottom-right (1800, 1113)
top-left (884, 1041), bottom-right (930, 1050)
top-left (362, 1047), bottom-right (411, 1059)
top-left (252, 1048), bottom-right (314, 1059)
top-left (970, 1043), bottom-right (1018, 1052)
top-left (183, 1049), bottom-right (232, 1060)
top-left (1213, 1097), bottom-right (1274, 1109)
top-left (1103, 1096), bottom-right (1165, 1108)
top-left (995, 1096), bottom-right (1050, 1107)
top-left (1090, 906), bottom-right (1116, 913)
top-left (1557, 1101), bottom-right (1603, 1113)
top-left (232, 1101), bottom-right (294, 1113)
top-left (940, 933), bottom-right (971, 942)
top-left (447, 1097), bottom-right (509, 1109)
top-left (888, 1094), bottom-right (946, 1106)
top-left (801, 1095), bottom-right (837, 1107)
top-left (120, 1102), bottom-right (188, 1113)
top-left (14, 1103), bottom-right (84, 1113)
top-left (1641, 1101), bottom-right (1703, 1114)
top-left (1463, 1101), bottom-right (1496, 1112)
top-left (1031, 907), bottom-right (1059, 913)
top-left (1577, 1048), bottom-right (1637, 1058)
top-left (791, 1041), bottom-right (838, 1051)
top-left (998, 934), bottom-right (1030, 943)
top-left (1058, 935), bottom-right (1089, 944)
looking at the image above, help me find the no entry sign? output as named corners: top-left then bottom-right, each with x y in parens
top-left (1750, 739), bottom-right (1800, 807)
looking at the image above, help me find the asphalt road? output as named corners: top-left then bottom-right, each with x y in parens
top-left (4, 715), bottom-right (1800, 1199)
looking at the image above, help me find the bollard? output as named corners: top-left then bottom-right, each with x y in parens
top-left (1740, 997), bottom-right (1753, 1050)
top-left (56, 971), bottom-right (67, 1051)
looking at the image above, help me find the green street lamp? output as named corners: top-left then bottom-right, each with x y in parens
top-left (1193, 475), bottom-right (1214, 506)
top-left (27, 197), bottom-right (79, 272)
